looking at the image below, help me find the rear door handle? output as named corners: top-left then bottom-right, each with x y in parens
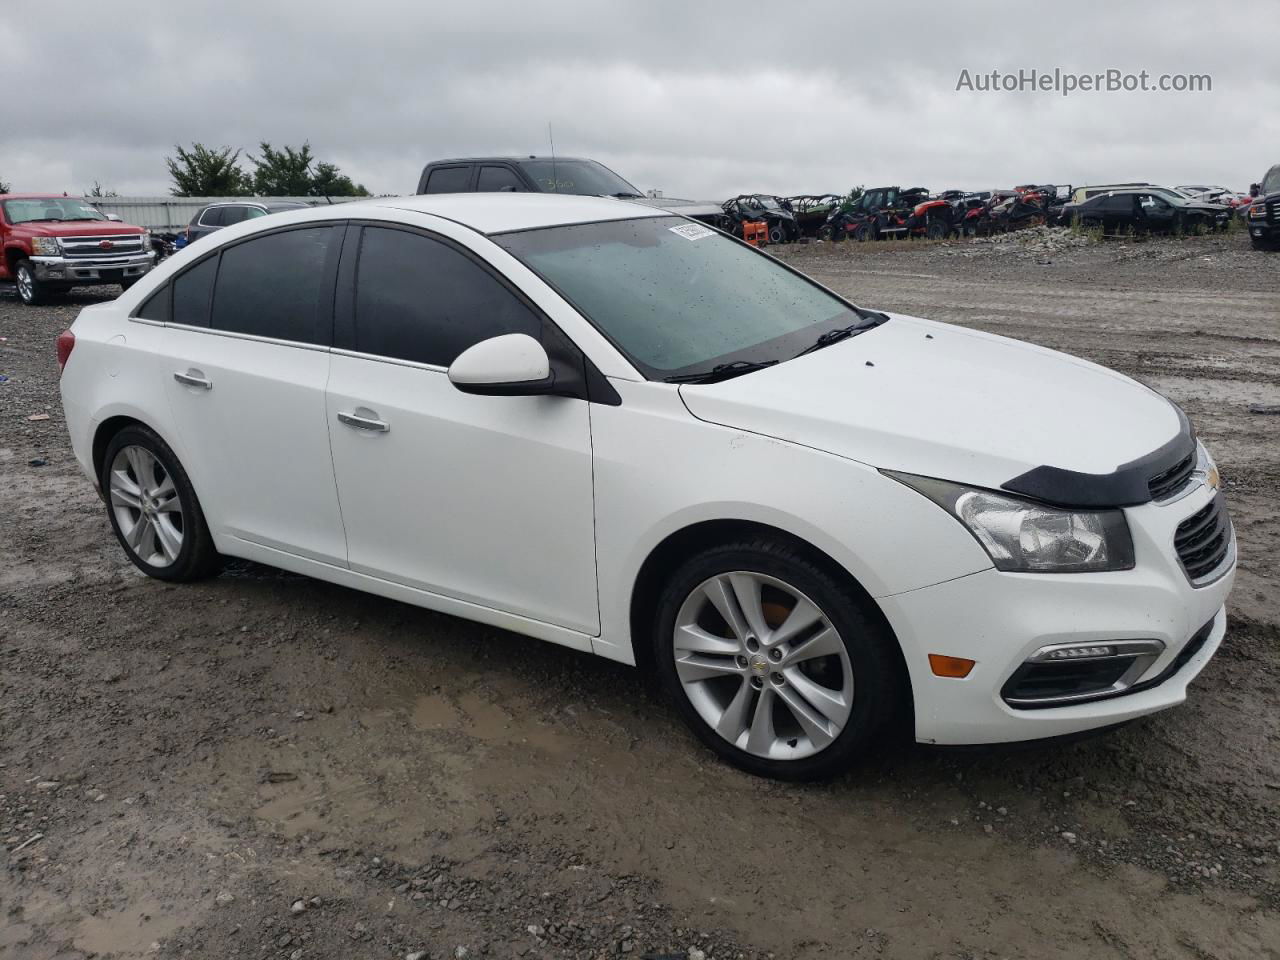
top-left (337, 410), bottom-right (390, 433)
top-left (173, 370), bottom-right (212, 390)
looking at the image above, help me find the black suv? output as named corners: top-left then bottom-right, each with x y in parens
top-left (415, 156), bottom-right (727, 229)
top-left (1246, 164), bottom-right (1280, 250)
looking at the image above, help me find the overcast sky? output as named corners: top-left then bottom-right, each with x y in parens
top-left (2, 0), bottom-right (1277, 200)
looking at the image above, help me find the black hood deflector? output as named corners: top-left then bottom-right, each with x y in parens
top-left (1001, 404), bottom-right (1195, 509)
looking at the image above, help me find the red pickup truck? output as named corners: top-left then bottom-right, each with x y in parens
top-left (1, 193), bottom-right (154, 305)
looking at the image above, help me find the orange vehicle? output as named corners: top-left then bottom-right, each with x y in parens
top-left (741, 220), bottom-right (768, 246)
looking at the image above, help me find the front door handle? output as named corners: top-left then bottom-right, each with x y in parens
top-left (173, 370), bottom-right (212, 390)
top-left (337, 410), bottom-right (390, 433)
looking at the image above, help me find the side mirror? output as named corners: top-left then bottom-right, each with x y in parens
top-left (104, 213), bottom-right (123, 222)
top-left (448, 333), bottom-right (554, 397)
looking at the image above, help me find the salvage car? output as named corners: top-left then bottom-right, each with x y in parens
top-left (185, 200), bottom-right (310, 245)
top-left (58, 194), bottom-right (1235, 780)
top-left (788, 194), bottom-right (844, 237)
top-left (1246, 163), bottom-right (1280, 250)
top-left (722, 195), bottom-right (800, 244)
top-left (1063, 189), bottom-right (1230, 235)
top-left (416, 155), bottom-right (728, 230)
top-left (1, 193), bottom-right (154, 305)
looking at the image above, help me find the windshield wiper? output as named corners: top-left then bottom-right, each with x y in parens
top-left (28, 217), bottom-right (65, 223)
top-left (665, 359), bottom-right (780, 385)
top-left (609, 192), bottom-right (645, 199)
top-left (793, 312), bottom-right (889, 358)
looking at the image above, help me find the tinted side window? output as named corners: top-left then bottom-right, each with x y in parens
top-left (220, 205), bottom-right (251, 225)
top-left (425, 166), bottom-right (472, 194)
top-left (172, 256), bottom-right (218, 327)
top-left (136, 284), bottom-right (171, 323)
top-left (476, 165), bottom-right (524, 192)
top-left (199, 206), bottom-right (226, 227)
top-left (211, 227), bottom-right (334, 344)
top-left (353, 227), bottom-right (540, 366)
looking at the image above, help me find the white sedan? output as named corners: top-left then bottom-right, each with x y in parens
top-left (57, 194), bottom-right (1235, 779)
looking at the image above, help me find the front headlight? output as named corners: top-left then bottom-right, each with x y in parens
top-left (139, 231), bottom-right (153, 253)
top-left (887, 472), bottom-right (1135, 573)
top-left (1249, 204), bottom-right (1266, 218)
top-left (31, 237), bottom-right (61, 256)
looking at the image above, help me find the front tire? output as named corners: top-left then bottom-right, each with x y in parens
top-left (653, 538), bottom-right (903, 780)
top-left (99, 424), bottom-right (221, 582)
top-left (14, 259), bottom-right (46, 305)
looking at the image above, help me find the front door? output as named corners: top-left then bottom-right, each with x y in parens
top-left (325, 224), bottom-right (599, 634)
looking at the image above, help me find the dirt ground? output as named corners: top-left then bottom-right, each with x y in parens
top-left (2, 229), bottom-right (1278, 960)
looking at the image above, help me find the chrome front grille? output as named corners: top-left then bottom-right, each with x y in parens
top-left (1268, 199), bottom-right (1280, 225)
top-left (1174, 493), bottom-right (1232, 583)
top-left (59, 234), bottom-right (147, 259)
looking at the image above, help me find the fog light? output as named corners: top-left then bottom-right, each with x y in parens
top-left (928, 654), bottom-right (976, 678)
top-left (1044, 645), bottom-right (1115, 660)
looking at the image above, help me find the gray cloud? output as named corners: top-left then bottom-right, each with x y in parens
top-left (2, 0), bottom-right (1277, 200)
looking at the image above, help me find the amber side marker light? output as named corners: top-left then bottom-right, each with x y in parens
top-left (929, 654), bottom-right (976, 678)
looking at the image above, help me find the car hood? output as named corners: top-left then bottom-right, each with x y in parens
top-left (677, 314), bottom-right (1184, 499)
top-left (19, 220), bottom-right (144, 238)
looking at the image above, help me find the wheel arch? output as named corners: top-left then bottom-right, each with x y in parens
top-left (628, 518), bottom-right (914, 723)
top-left (92, 414), bottom-right (198, 499)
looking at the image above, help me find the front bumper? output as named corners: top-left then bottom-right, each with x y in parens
top-left (879, 479), bottom-right (1236, 745)
top-left (30, 252), bottom-right (154, 284)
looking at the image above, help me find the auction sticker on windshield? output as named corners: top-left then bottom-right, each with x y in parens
top-left (669, 223), bottom-right (715, 241)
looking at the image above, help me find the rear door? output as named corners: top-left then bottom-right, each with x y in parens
top-left (325, 222), bottom-right (598, 633)
top-left (161, 224), bottom-right (349, 564)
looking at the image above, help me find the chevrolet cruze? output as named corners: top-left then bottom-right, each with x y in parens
top-left (57, 194), bottom-right (1236, 779)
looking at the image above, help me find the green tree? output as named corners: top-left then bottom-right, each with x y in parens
top-left (249, 142), bottom-right (316, 196)
top-left (311, 161), bottom-right (369, 197)
top-left (0, 174), bottom-right (10, 193)
top-left (86, 180), bottom-right (118, 198)
top-left (166, 143), bottom-right (250, 197)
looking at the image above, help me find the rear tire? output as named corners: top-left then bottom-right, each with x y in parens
top-left (652, 538), bottom-right (903, 781)
top-left (99, 424), bottom-right (221, 582)
top-left (926, 219), bottom-right (948, 240)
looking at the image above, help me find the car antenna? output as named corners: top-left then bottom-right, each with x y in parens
top-left (548, 122), bottom-right (557, 194)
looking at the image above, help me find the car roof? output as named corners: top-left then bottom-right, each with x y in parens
top-left (426, 156), bottom-right (593, 165)
top-left (0, 193), bottom-right (90, 200)
top-left (358, 193), bottom-right (664, 235)
top-left (203, 200), bottom-right (308, 209)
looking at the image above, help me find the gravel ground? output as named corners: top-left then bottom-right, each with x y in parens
top-left (2, 229), bottom-right (1279, 960)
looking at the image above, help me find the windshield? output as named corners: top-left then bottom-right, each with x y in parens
top-left (758, 197), bottom-right (782, 211)
top-left (2, 197), bottom-right (106, 224)
top-left (1263, 166), bottom-right (1280, 196)
top-left (517, 159), bottom-right (641, 197)
top-left (495, 216), bottom-right (872, 379)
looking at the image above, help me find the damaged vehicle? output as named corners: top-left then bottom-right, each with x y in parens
top-left (58, 194), bottom-right (1235, 781)
top-left (788, 194), bottom-right (844, 238)
top-left (722, 195), bottom-right (800, 244)
top-left (1063, 189), bottom-right (1231, 235)
top-left (819, 187), bottom-right (933, 241)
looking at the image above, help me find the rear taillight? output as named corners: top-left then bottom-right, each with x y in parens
top-left (56, 329), bottom-right (76, 373)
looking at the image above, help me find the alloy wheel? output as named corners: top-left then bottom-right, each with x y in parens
top-left (16, 265), bottom-right (35, 303)
top-left (672, 572), bottom-right (854, 761)
top-left (108, 445), bottom-right (185, 567)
